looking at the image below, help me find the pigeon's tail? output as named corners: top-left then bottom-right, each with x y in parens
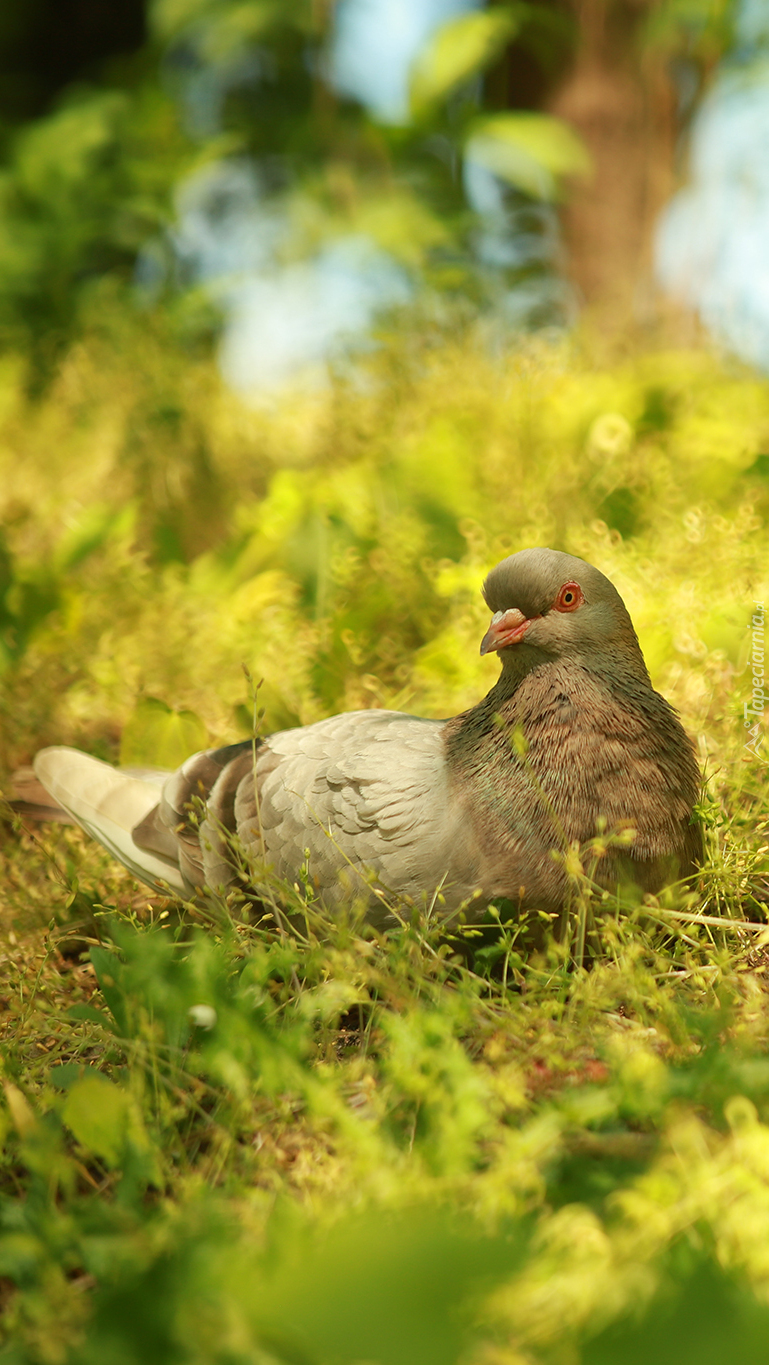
top-left (33, 747), bottom-right (186, 895)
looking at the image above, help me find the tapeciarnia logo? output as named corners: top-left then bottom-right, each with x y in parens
top-left (745, 601), bottom-right (765, 756)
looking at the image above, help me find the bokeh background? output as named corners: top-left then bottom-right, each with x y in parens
top-left (2, 0), bottom-right (768, 767)
top-left (3, 7), bottom-right (769, 1365)
top-left (1, 0), bottom-right (767, 395)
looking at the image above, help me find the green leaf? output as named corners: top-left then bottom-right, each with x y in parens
top-left (0, 1233), bottom-right (43, 1280)
top-left (90, 947), bottom-right (130, 1036)
top-left (62, 1076), bottom-right (132, 1166)
top-left (152, 0), bottom-right (287, 46)
top-left (15, 93), bottom-right (128, 200)
top-left (55, 502), bottom-right (136, 573)
top-left (465, 112), bottom-right (591, 200)
top-left (250, 1208), bottom-right (527, 1365)
top-left (409, 9), bottom-right (519, 117)
top-left (583, 1261), bottom-right (769, 1365)
top-left (49, 1063), bottom-right (105, 1091)
top-left (119, 696), bottom-right (207, 768)
top-left (66, 1004), bottom-right (114, 1029)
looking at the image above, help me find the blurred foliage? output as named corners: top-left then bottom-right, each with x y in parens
top-left (119, 696), bottom-right (208, 768)
top-left (409, 8), bottom-right (521, 115)
top-left (0, 311), bottom-right (768, 1359)
top-left (466, 109), bottom-right (592, 201)
top-left (0, 0), bottom-right (749, 381)
top-left (0, 1), bottom-right (769, 1361)
top-left (643, 0), bottom-right (740, 123)
top-left (0, 0), bottom-right (591, 375)
top-left (0, 84), bottom-right (194, 368)
top-left (1, 311), bottom-right (768, 751)
top-left (645, 0), bottom-right (736, 65)
top-left (583, 1258), bottom-right (769, 1364)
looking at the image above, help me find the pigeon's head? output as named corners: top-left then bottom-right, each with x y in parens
top-left (481, 547), bottom-right (648, 675)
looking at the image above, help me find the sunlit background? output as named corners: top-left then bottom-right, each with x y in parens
top-left (3, 0), bottom-right (768, 395)
top-left (4, 6), bottom-right (769, 1363)
top-left (1, 0), bottom-right (768, 741)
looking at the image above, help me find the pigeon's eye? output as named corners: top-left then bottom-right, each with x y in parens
top-left (554, 582), bottom-right (583, 612)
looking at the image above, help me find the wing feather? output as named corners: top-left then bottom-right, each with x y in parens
top-left (33, 748), bottom-right (186, 894)
top-left (33, 713), bottom-right (481, 917)
top-left (250, 710), bottom-right (475, 909)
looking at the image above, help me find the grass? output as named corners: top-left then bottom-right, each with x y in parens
top-left (0, 309), bottom-right (768, 1363)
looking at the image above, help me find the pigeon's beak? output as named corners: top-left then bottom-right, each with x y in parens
top-left (480, 608), bottom-right (533, 655)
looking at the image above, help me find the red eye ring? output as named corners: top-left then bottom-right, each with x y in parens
top-left (554, 581), bottom-right (583, 612)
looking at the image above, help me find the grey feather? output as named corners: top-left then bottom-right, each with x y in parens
top-left (32, 748), bottom-right (186, 894)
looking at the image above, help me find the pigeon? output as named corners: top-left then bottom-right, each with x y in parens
top-left (31, 548), bottom-right (701, 924)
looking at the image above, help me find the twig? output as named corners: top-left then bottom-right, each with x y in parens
top-left (643, 907), bottom-right (768, 933)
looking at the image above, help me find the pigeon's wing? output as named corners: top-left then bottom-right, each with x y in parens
top-left (32, 743), bottom-right (258, 896)
top-left (241, 710), bottom-right (478, 912)
top-left (129, 715), bottom-right (472, 908)
top-left (33, 715), bottom-right (480, 915)
top-left (132, 740), bottom-right (255, 891)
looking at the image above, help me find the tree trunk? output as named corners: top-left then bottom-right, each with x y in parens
top-left (548, 0), bottom-right (678, 315)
